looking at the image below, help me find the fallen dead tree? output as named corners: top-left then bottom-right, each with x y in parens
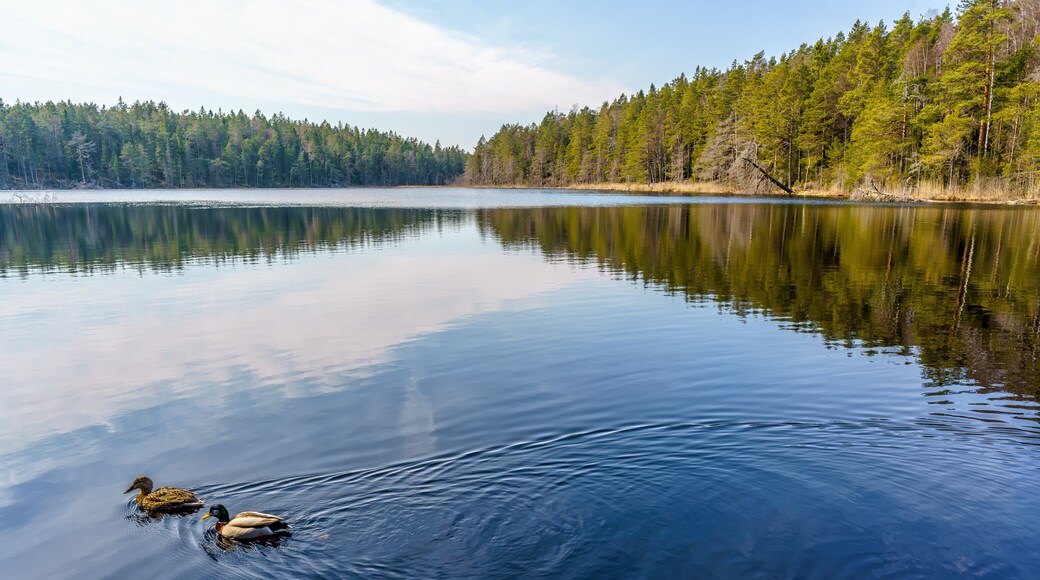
top-left (11, 191), bottom-right (58, 203)
top-left (742, 158), bottom-right (794, 195)
top-left (849, 180), bottom-right (920, 203)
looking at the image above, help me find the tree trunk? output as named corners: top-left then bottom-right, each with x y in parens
top-left (0, 134), bottom-right (10, 187)
top-left (983, 47), bottom-right (996, 153)
top-left (743, 157), bottom-right (794, 194)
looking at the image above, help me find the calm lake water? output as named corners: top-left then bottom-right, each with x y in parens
top-left (1, 188), bottom-right (1039, 578)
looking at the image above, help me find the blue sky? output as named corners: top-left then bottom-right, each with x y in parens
top-left (2, 0), bottom-right (935, 149)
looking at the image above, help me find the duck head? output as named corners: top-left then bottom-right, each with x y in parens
top-left (124, 476), bottom-right (154, 495)
top-left (202, 504), bottom-right (231, 523)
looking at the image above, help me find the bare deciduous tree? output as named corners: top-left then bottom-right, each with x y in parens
top-left (68, 131), bottom-right (95, 185)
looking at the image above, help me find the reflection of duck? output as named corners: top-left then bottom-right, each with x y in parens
top-left (123, 476), bottom-right (204, 512)
top-left (202, 504), bottom-right (291, 540)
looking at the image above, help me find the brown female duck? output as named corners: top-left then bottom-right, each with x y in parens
top-left (123, 476), bottom-right (204, 512)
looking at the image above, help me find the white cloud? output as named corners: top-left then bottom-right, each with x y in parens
top-left (0, 0), bottom-right (622, 114)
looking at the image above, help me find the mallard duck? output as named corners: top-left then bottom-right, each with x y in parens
top-left (123, 476), bottom-right (204, 512)
top-left (202, 504), bottom-right (291, 540)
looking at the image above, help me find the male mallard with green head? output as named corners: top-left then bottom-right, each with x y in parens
top-left (123, 476), bottom-right (204, 512)
top-left (202, 504), bottom-right (291, 540)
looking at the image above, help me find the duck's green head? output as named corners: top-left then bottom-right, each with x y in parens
top-left (202, 504), bottom-right (230, 523)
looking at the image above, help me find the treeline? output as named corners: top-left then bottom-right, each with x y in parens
top-left (465, 1), bottom-right (1040, 195)
top-left (0, 100), bottom-right (468, 189)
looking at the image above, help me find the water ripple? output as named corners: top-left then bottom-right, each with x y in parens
top-left (165, 418), bottom-right (1040, 578)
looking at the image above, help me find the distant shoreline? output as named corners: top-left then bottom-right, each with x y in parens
top-left (4, 182), bottom-right (1038, 207)
top-left (459, 182), bottom-right (1040, 206)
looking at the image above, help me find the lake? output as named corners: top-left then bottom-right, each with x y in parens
top-left (1, 188), bottom-right (1039, 578)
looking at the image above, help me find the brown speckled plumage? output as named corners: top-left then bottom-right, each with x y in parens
top-left (124, 476), bottom-right (204, 512)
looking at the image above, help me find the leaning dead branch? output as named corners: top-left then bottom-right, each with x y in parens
top-left (849, 180), bottom-right (920, 203)
top-left (741, 157), bottom-right (794, 195)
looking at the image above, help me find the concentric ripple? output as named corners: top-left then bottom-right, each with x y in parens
top-left (117, 419), bottom-right (1040, 579)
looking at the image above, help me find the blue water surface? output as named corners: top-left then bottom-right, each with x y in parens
top-left (0, 190), bottom-right (1038, 579)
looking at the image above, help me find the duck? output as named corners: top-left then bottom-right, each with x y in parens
top-left (202, 504), bottom-right (291, 540)
top-left (123, 476), bottom-right (204, 512)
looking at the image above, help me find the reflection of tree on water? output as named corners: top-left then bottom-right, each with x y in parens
top-left (0, 205), bottom-right (465, 275)
top-left (479, 204), bottom-right (1040, 395)
top-left (4, 201), bottom-right (1037, 394)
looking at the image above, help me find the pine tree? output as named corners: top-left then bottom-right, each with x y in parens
top-left (464, 3), bottom-right (1038, 197)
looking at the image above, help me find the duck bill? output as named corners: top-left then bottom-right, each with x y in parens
top-left (123, 487), bottom-right (135, 494)
top-left (201, 513), bottom-right (212, 519)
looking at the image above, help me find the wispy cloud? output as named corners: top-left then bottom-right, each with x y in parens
top-left (0, 0), bottom-right (622, 114)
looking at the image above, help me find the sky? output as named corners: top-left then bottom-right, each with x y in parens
top-left (1, 0), bottom-right (936, 149)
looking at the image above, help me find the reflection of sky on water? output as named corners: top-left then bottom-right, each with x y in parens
top-left (0, 224), bottom-right (596, 496)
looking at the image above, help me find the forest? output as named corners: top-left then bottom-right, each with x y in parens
top-left (0, 99), bottom-right (468, 189)
top-left (465, 1), bottom-right (1040, 197)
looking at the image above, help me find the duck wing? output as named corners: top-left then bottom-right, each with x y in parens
top-left (140, 486), bottom-right (204, 511)
top-left (229, 512), bottom-right (287, 529)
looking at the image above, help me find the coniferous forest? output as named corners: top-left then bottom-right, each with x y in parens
top-left (4, 2), bottom-right (1039, 197)
top-left (465, 1), bottom-right (1040, 197)
top-left (0, 99), bottom-right (467, 189)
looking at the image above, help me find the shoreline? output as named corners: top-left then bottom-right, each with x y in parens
top-left (462, 181), bottom-right (1040, 206)
top-left (5, 182), bottom-right (1038, 206)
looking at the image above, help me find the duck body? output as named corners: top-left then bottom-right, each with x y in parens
top-left (136, 486), bottom-right (205, 512)
top-left (124, 476), bottom-right (204, 513)
top-left (203, 504), bottom-right (291, 541)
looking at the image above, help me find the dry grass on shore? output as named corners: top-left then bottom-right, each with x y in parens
top-left (575, 182), bottom-right (740, 195)
top-left (459, 181), bottom-right (742, 195)
top-left (459, 180), bottom-right (1035, 205)
top-left (892, 179), bottom-right (1039, 203)
top-left (488, 180), bottom-right (1039, 205)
